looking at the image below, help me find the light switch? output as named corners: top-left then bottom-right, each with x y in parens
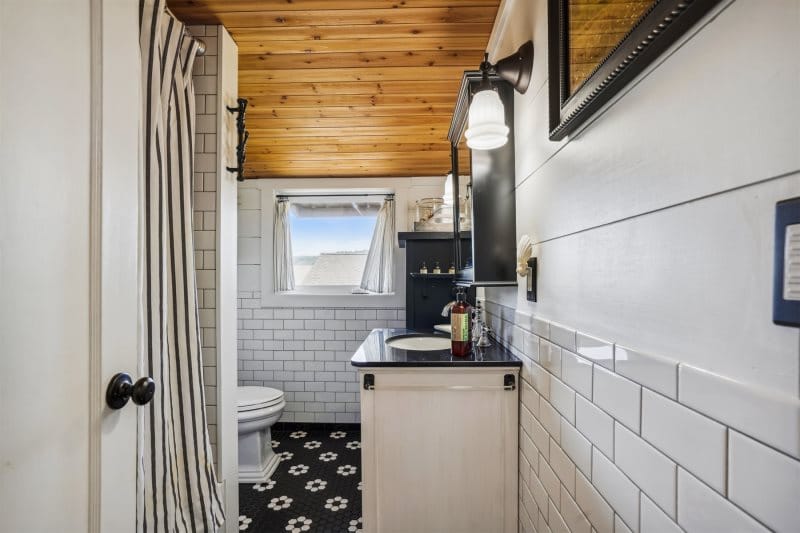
top-left (784, 224), bottom-right (800, 301)
top-left (774, 198), bottom-right (800, 327)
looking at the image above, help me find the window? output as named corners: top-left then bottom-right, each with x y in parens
top-left (290, 197), bottom-right (380, 290)
top-left (278, 192), bottom-right (391, 294)
top-left (259, 180), bottom-right (414, 308)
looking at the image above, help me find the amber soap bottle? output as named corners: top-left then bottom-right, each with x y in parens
top-left (450, 288), bottom-right (472, 357)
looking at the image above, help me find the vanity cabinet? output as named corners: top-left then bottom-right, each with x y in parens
top-left (358, 367), bottom-right (519, 533)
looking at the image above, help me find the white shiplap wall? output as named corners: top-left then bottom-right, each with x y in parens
top-left (486, 0), bottom-right (800, 531)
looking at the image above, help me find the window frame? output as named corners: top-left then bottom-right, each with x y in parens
top-left (257, 179), bottom-right (409, 309)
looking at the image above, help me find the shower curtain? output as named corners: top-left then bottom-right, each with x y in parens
top-left (138, 0), bottom-right (224, 531)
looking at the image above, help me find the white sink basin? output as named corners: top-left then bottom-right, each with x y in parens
top-left (434, 324), bottom-right (451, 334)
top-left (385, 335), bottom-right (451, 351)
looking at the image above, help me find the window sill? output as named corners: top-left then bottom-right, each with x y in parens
top-left (278, 290), bottom-right (396, 297)
top-left (262, 287), bottom-right (403, 309)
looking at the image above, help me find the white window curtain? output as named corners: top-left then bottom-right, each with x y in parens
top-left (274, 198), bottom-right (295, 291)
top-left (360, 197), bottom-right (395, 293)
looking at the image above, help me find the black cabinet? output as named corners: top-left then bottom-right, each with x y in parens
top-left (448, 71), bottom-right (518, 287)
top-left (398, 232), bottom-right (473, 331)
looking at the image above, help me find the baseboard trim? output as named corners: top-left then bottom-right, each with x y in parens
top-left (273, 422), bottom-right (361, 432)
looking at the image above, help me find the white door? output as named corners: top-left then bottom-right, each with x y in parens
top-left (0, 1), bottom-right (141, 531)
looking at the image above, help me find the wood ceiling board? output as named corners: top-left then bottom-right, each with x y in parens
top-left (184, 7), bottom-right (497, 28)
top-left (238, 66), bottom-right (470, 83)
top-left (169, 0), bottom-right (499, 178)
top-left (236, 37), bottom-right (489, 54)
top-left (246, 126), bottom-right (450, 138)
top-left (248, 105), bottom-right (455, 119)
top-left (248, 143), bottom-right (448, 154)
top-left (247, 115), bottom-right (457, 128)
top-left (246, 93), bottom-right (456, 108)
top-left (247, 150), bottom-right (457, 161)
top-left (229, 23), bottom-right (493, 42)
top-left (245, 134), bottom-right (454, 147)
top-left (169, 0), bottom-right (496, 14)
top-left (239, 50), bottom-right (485, 71)
top-left (238, 80), bottom-right (460, 96)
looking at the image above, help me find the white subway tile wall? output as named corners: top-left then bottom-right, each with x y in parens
top-left (190, 24), bottom-right (219, 457)
top-left (237, 300), bottom-right (404, 423)
top-left (484, 301), bottom-right (799, 533)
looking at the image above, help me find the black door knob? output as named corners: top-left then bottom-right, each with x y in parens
top-left (131, 376), bottom-right (156, 405)
top-left (106, 372), bottom-right (156, 409)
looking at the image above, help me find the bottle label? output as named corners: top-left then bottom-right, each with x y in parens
top-left (451, 312), bottom-right (470, 342)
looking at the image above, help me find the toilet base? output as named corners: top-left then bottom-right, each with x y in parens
top-left (238, 450), bottom-right (281, 484)
top-left (238, 425), bottom-right (281, 483)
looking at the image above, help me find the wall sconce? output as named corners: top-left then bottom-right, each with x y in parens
top-left (465, 41), bottom-right (534, 150)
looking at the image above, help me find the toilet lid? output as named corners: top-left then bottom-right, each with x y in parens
top-left (238, 386), bottom-right (284, 411)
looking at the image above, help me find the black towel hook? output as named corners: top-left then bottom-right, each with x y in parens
top-left (226, 98), bottom-right (248, 182)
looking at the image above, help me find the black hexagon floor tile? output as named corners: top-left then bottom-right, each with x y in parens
top-left (239, 426), bottom-right (362, 533)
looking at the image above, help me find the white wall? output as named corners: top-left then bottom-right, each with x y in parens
top-left (485, 0), bottom-right (800, 531)
top-left (236, 177), bottom-right (440, 422)
top-left (190, 24), bottom-right (221, 457)
top-left (189, 24), bottom-right (240, 531)
top-left (214, 25), bottom-right (240, 533)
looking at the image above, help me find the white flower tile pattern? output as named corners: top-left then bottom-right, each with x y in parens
top-left (288, 464), bottom-right (309, 476)
top-left (304, 479), bottom-right (327, 493)
top-left (267, 496), bottom-right (293, 511)
top-left (337, 465), bottom-right (358, 477)
top-left (324, 496), bottom-right (349, 512)
top-left (285, 516), bottom-right (313, 533)
top-left (252, 479), bottom-right (276, 492)
top-left (239, 425), bottom-right (362, 531)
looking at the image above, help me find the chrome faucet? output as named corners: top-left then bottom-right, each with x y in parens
top-left (473, 299), bottom-right (492, 346)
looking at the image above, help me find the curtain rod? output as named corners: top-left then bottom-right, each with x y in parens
top-left (164, 6), bottom-right (206, 56)
top-left (277, 193), bottom-right (394, 199)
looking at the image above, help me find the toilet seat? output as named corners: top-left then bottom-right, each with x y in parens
top-left (238, 386), bottom-right (284, 412)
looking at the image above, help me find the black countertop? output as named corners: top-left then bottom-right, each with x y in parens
top-left (350, 328), bottom-right (522, 368)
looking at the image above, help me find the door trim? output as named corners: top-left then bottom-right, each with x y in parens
top-left (88, 0), bottom-right (103, 531)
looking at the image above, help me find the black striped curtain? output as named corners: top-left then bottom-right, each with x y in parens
top-left (138, 0), bottom-right (224, 530)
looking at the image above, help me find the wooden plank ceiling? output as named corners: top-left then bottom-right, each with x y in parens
top-left (167, 0), bottom-right (500, 179)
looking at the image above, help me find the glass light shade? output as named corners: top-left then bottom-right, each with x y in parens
top-left (464, 89), bottom-right (509, 150)
top-left (442, 172), bottom-right (454, 206)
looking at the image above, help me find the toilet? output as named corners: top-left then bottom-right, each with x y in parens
top-left (237, 386), bottom-right (286, 483)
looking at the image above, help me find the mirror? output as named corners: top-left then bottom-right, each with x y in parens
top-left (566, 1), bottom-right (652, 96)
top-left (455, 133), bottom-right (473, 275)
top-left (548, 0), bottom-right (723, 140)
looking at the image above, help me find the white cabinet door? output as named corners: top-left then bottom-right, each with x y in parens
top-left (360, 368), bottom-right (519, 533)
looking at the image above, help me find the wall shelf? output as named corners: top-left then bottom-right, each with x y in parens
top-left (409, 273), bottom-right (455, 279)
